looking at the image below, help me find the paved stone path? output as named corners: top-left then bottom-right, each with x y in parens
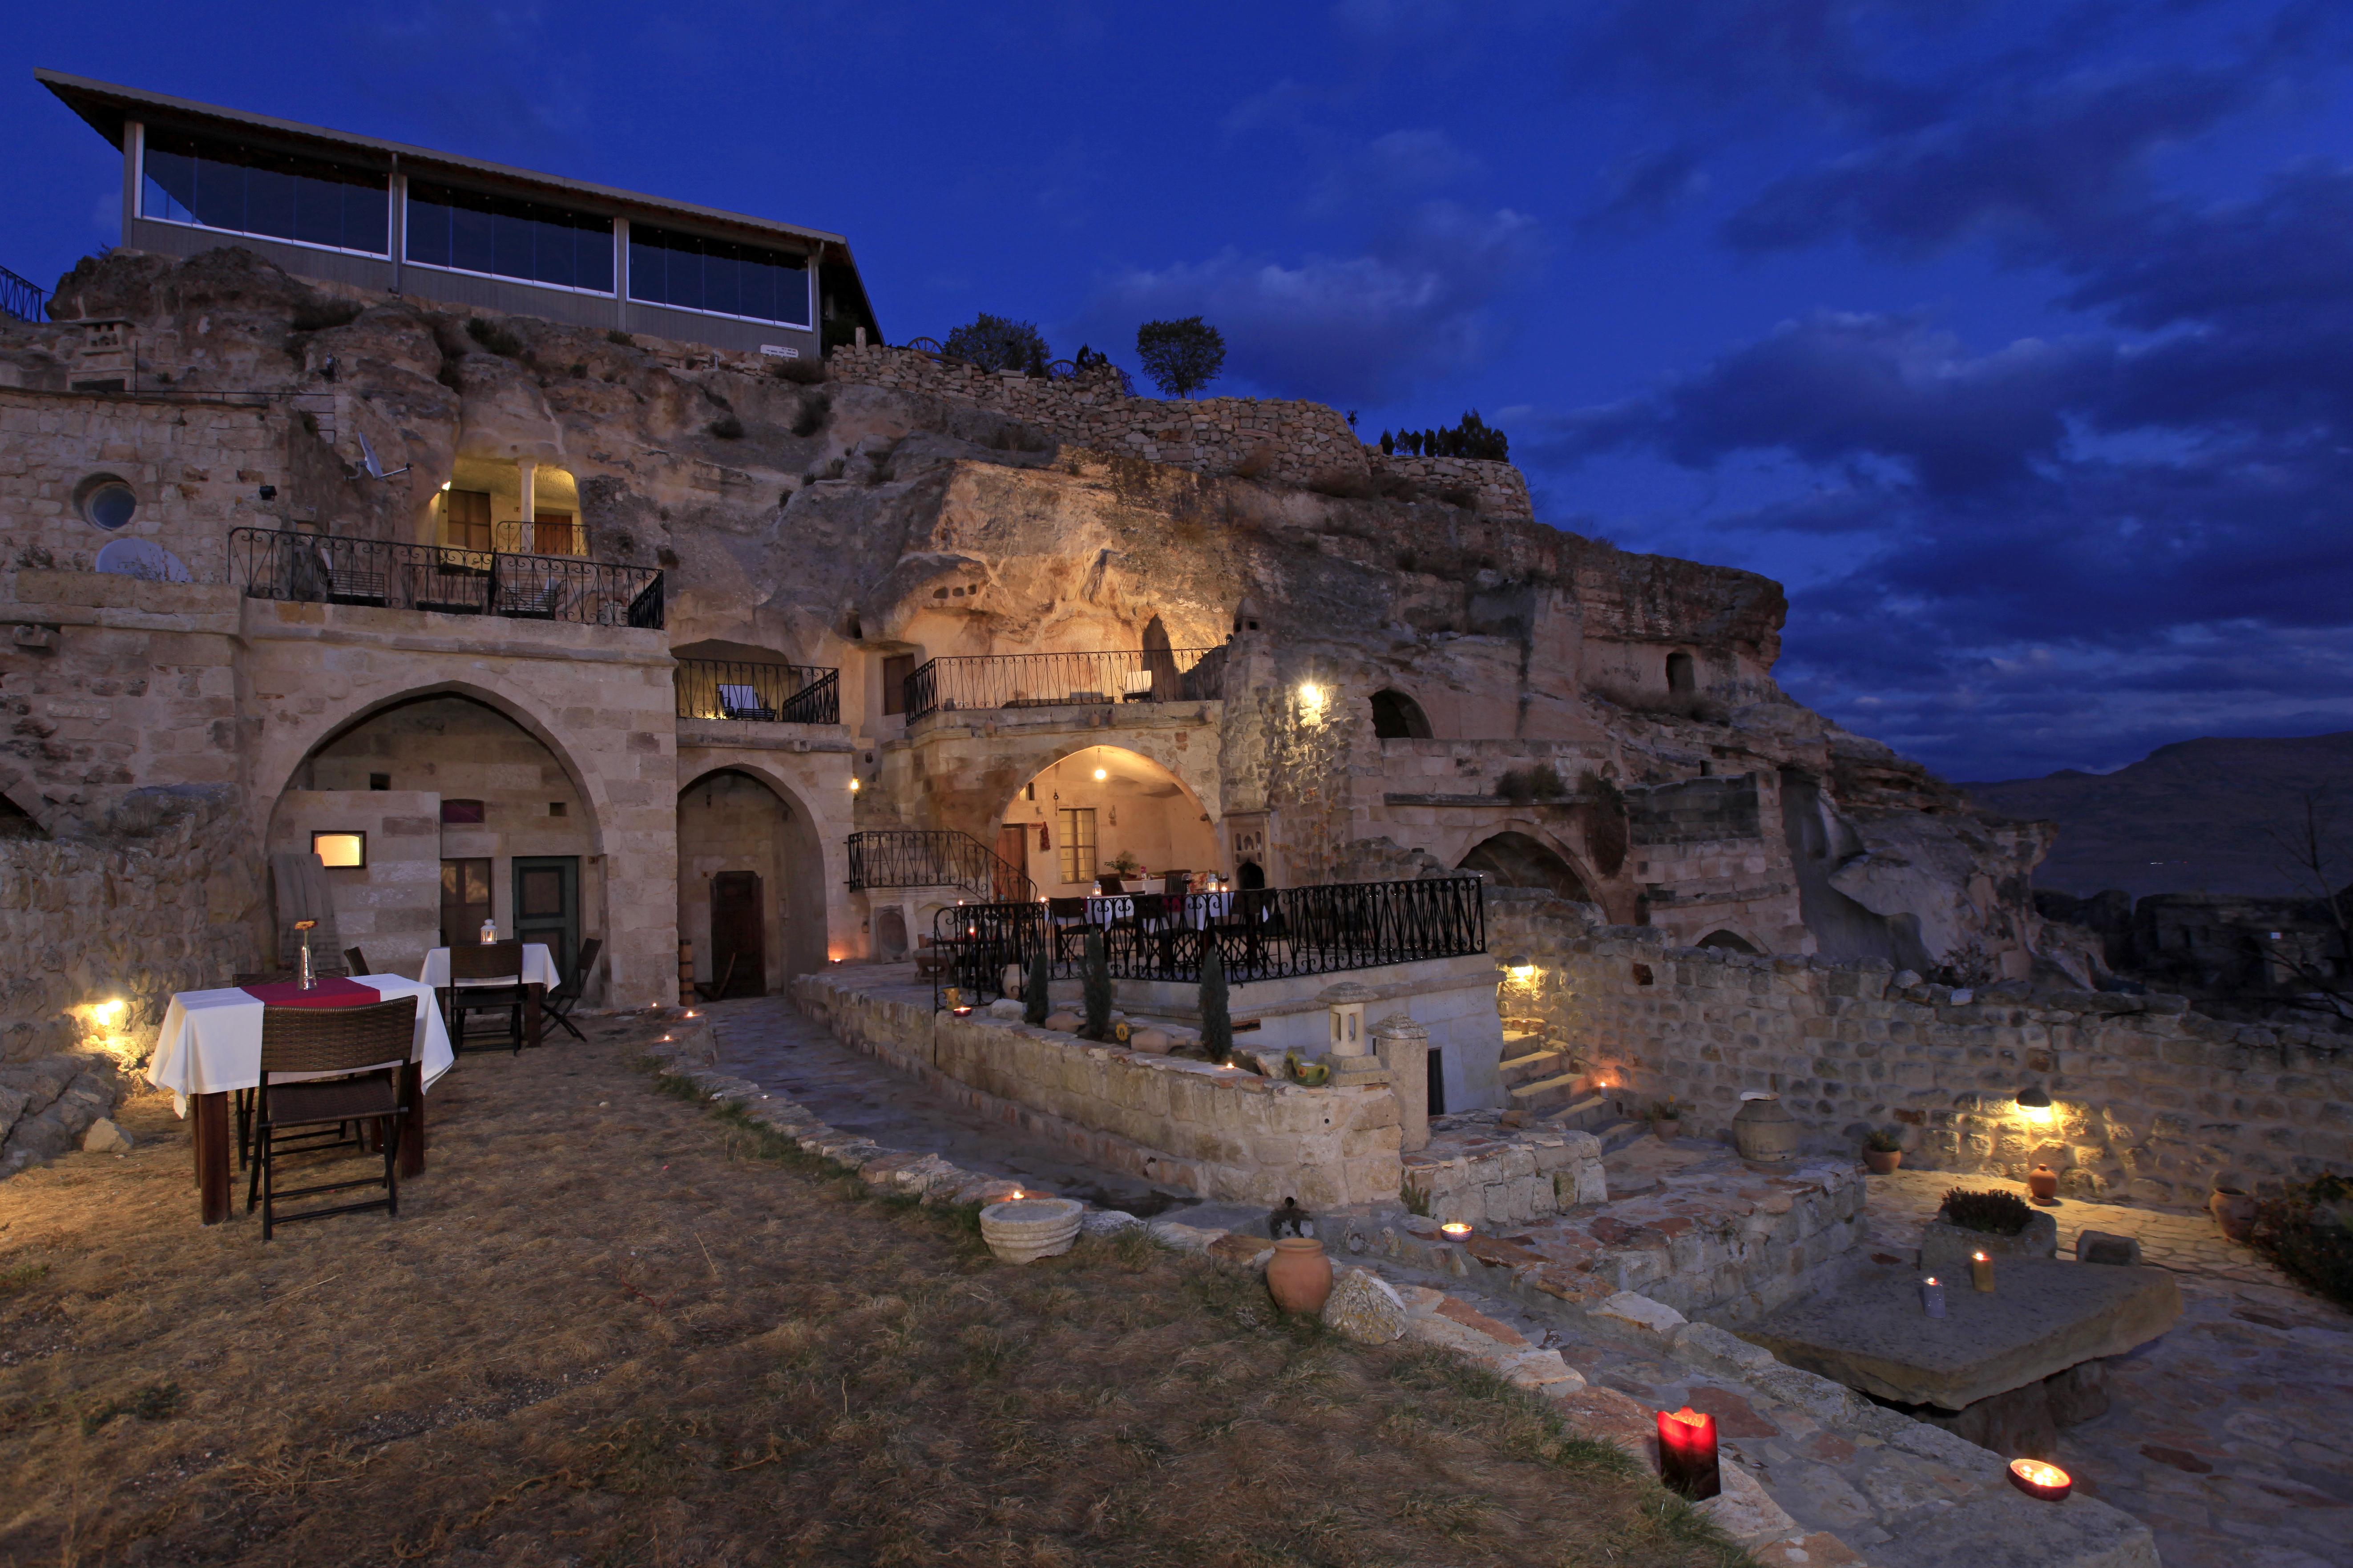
top-left (1864, 1168), bottom-right (2353, 1568)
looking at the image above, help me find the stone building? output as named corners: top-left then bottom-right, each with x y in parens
top-left (1, 74), bottom-right (2119, 1169)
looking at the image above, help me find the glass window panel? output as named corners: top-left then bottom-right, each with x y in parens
top-left (405, 181), bottom-right (612, 292)
top-left (628, 224), bottom-right (808, 325)
top-left (139, 129), bottom-right (386, 254)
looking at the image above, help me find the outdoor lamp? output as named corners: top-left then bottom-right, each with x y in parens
top-left (2015, 1084), bottom-right (2054, 1124)
top-left (1505, 954), bottom-right (1535, 980)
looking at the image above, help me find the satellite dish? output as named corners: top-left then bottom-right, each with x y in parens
top-left (351, 432), bottom-right (410, 481)
top-left (93, 537), bottom-right (193, 582)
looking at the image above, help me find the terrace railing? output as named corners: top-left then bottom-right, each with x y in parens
top-left (674, 659), bottom-right (840, 725)
top-left (904, 645), bottom-right (1226, 722)
top-left (928, 875), bottom-right (1486, 1007)
top-left (848, 828), bottom-right (1037, 902)
top-left (0, 263), bottom-right (46, 324)
top-left (228, 527), bottom-right (664, 629)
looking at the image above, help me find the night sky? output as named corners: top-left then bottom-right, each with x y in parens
top-left (8, 2), bottom-right (2349, 784)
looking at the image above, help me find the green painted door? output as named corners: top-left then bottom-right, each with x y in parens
top-left (512, 856), bottom-right (578, 979)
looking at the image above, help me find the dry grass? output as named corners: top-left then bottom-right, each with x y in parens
top-left (0, 1014), bottom-right (1752, 1568)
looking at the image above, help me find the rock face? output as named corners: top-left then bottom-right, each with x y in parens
top-left (1321, 1265), bottom-right (1408, 1343)
top-left (0, 1055), bottom-right (119, 1173)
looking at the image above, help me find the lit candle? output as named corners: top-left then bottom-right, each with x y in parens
top-left (1921, 1276), bottom-right (1946, 1318)
top-left (1656, 1407), bottom-right (1721, 1499)
top-left (2007, 1458), bottom-right (2073, 1501)
top-left (1971, 1250), bottom-right (1995, 1292)
top-left (1440, 1221), bottom-right (1474, 1241)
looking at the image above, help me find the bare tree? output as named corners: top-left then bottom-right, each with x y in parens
top-left (2260, 787), bottom-right (2353, 1020)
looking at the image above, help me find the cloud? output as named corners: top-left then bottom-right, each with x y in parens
top-left (1087, 200), bottom-right (1540, 403)
top-left (1580, 143), bottom-right (1709, 234)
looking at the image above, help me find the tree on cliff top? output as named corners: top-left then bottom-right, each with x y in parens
top-left (944, 314), bottom-right (1049, 375)
top-left (1136, 317), bottom-right (1225, 399)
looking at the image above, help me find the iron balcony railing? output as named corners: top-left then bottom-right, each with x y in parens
top-left (674, 659), bottom-right (840, 725)
top-left (0, 264), bottom-right (46, 324)
top-left (904, 645), bottom-right (1227, 721)
top-left (848, 828), bottom-right (1037, 902)
top-left (927, 875), bottom-right (1486, 1007)
top-left (228, 527), bottom-right (663, 629)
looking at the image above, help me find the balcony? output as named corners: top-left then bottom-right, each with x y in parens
top-left (903, 646), bottom-right (1226, 722)
top-left (674, 658), bottom-right (840, 725)
top-left (229, 527), bottom-right (663, 628)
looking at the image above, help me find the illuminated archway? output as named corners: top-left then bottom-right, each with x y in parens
top-left (996, 745), bottom-right (1220, 895)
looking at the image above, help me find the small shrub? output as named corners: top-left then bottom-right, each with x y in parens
top-left (2249, 1173), bottom-right (2353, 1308)
top-left (1940, 1188), bottom-right (2034, 1236)
top-left (466, 316), bottom-right (525, 358)
top-left (708, 414), bottom-right (746, 440)
top-left (1864, 1128), bottom-right (1905, 1153)
top-left (606, 329), bottom-right (635, 347)
top-left (1081, 932), bottom-right (1112, 1041)
top-left (944, 313), bottom-right (1048, 375)
top-left (1024, 948), bottom-right (1050, 1028)
top-left (1199, 946), bottom-right (1231, 1065)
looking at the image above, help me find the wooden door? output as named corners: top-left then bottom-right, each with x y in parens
top-left (711, 870), bottom-right (766, 998)
top-left (440, 857), bottom-right (492, 948)
top-left (512, 856), bottom-right (579, 978)
top-left (994, 825), bottom-right (1028, 901)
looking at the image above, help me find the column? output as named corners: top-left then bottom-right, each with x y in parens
top-left (517, 460), bottom-right (537, 553)
top-left (121, 121), bottom-right (142, 241)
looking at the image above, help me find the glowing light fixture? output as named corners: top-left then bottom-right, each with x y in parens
top-left (2008, 1459), bottom-right (2072, 1501)
top-left (1093, 767), bottom-right (1108, 781)
top-left (1505, 954), bottom-right (1535, 981)
top-left (1298, 681), bottom-right (1324, 707)
top-left (2015, 1084), bottom-right (2054, 1125)
top-left (848, 777), bottom-right (861, 792)
top-left (93, 998), bottom-right (126, 1026)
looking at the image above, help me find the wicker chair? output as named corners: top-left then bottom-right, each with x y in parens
top-left (542, 937), bottom-right (601, 1043)
top-left (445, 940), bottom-right (527, 1054)
top-left (246, 997), bottom-right (416, 1240)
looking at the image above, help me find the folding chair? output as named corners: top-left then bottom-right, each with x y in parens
top-left (445, 940), bottom-right (527, 1054)
top-left (542, 937), bottom-right (601, 1043)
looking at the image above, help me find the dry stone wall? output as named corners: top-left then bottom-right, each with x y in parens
top-left (1488, 891), bottom-right (2353, 1210)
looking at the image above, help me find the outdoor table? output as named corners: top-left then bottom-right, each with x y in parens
top-left (149, 975), bottom-right (453, 1225)
top-left (420, 943), bottom-right (559, 1048)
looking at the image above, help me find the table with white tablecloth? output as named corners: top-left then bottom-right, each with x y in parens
top-left (1084, 891), bottom-right (1236, 931)
top-left (419, 943), bottom-right (561, 989)
top-left (149, 975), bottom-right (454, 1225)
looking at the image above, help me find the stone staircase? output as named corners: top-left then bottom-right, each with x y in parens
top-left (1497, 1028), bottom-right (1632, 1143)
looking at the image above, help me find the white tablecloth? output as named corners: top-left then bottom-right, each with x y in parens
top-left (419, 943), bottom-right (561, 988)
top-left (1085, 892), bottom-right (1235, 931)
top-left (148, 975), bottom-right (455, 1114)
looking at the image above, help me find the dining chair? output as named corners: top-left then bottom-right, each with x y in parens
top-left (542, 937), bottom-right (602, 1043)
top-left (445, 940), bottom-right (527, 1054)
top-left (246, 997), bottom-right (416, 1241)
top-left (343, 947), bottom-right (371, 978)
top-left (1046, 897), bottom-right (1091, 961)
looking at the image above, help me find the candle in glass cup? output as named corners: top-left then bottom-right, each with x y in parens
top-left (1921, 1276), bottom-right (1946, 1317)
top-left (1655, 1407), bottom-right (1721, 1499)
top-left (2007, 1458), bottom-right (2073, 1501)
top-left (1970, 1250), bottom-right (1995, 1292)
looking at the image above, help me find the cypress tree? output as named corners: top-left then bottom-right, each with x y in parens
top-left (1199, 945), bottom-right (1232, 1066)
top-left (1082, 931), bottom-right (1112, 1041)
top-left (1024, 944), bottom-right (1051, 1027)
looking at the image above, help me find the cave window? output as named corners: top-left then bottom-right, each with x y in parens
top-left (1697, 930), bottom-right (1760, 955)
top-left (1457, 831), bottom-right (1592, 902)
top-left (1666, 651), bottom-right (1696, 695)
top-left (1369, 689), bottom-right (1433, 740)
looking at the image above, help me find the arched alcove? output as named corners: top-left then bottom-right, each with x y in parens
top-left (1370, 689), bottom-right (1433, 740)
top-left (678, 767), bottom-right (825, 995)
top-left (997, 745), bottom-right (1220, 895)
top-left (1458, 831), bottom-right (1593, 902)
top-left (1697, 929), bottom-right (1760, 955)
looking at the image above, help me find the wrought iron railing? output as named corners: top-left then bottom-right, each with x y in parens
top-left (0, 264), bottom-right (46, 324)
top-left (904, 646), bottom-right (1226, 721)
top-left (227, 528), bottom-right (663, 628)
top-left (848, 828), bottom-right (1037, 902)
top-left (674, 659), bottom-right (839, 725)
top-left (927, 875), bottom-right (1486, 1007)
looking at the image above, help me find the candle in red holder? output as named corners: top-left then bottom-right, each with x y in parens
top-left (2007, 1458), bottom-right (2072, 1501)
top-left (1971, 1250), bottom-right (1996, 1292)
top-left (1656, 1407), bottom-right (1721, 1499)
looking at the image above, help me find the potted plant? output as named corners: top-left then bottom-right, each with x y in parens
top-left (1650, 1100), bottom-right (1684, 1141)
top-left (1106, 850), bottom-right (1142, 881)
top-left (1862, 1128), bottom-right (1904, 1175)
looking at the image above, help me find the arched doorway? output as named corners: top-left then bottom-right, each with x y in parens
top-left (1370, 689), bottom-right (1433, 740)
top-left (1666, 650), bottom-right (1696, 695)
top-left (272, 693), bottom-right (602, 985)
top-left (997, 745), bottom-right (1220, 896)
top-left (1698, 929), bottom-right (1760, 955)
top-left (1458, 831), bottom-right (1593, 902)
top-left (678, 768), bottom-right (826, 995)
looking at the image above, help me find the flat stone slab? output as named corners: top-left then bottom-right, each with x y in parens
top-left (1738, 1260), bottom-right (2181, 1411)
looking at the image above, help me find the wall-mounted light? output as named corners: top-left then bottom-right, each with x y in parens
top-left (2015, 1084), bottom-right (2054, 1125)
top-left (848, 778), bottom-right (861, 792)
top-left (1505, 954), bottom-right (1536, 981)
top-left (1298, 681), bottom-right (1325, 708)
top-left (1094, 767), bottom-right (1108, 781)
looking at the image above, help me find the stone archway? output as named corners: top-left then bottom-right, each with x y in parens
top-left (1370, 689), bottom-right (1433, 740)
top-left (996, 745), bottom-right (1221, 896)
top-left (677, 766), bottom-right (828, 993)
top-left (1458, 830), bottom-right (1594, 902)
top-left (1698, 929), bottom-right (1760, 955)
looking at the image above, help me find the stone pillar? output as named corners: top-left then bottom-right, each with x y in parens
top-left (1374, 1014), bottom-right (1429, 1152)
top-left (517, 459), bottom-right (537, 551)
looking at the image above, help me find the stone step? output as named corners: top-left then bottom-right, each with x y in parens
top-left (1508, 1069), bottom-right (1585, 1113)
top-left (1539, 1093), bottom-right (1617, 1133)
top-left (1596, 1117), bottom-right (1653, 1153)
top-left (1497, 1048), bottom-right (1566, 1088)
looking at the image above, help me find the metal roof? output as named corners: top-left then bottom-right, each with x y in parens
top-left (38, 68), bottom-right (859, 259)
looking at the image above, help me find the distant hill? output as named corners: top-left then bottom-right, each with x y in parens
top-left (1962, 733), bottom-right (2353, 898)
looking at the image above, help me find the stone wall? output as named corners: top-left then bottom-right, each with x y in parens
top-left (795, 971), bottom-right (1404, 1206)
top-left (1488, 891), bottom-right (2353, 1210)
top-left (827, 345), bottom-right (1532, 519)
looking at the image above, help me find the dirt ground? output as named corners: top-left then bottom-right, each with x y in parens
top-left (0, 1012), bottom-right (1752, 1568)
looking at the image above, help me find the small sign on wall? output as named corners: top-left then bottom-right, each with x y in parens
top-left (760, 344), bottom-right (800, 359)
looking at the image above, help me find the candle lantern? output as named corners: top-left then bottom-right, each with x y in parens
top-left (1921, 1276), bottom-right (1946, 1318)
top-left (2007, 1459), bottom-right (2073, 1501)
top-left (1656, 1407), bottom-right (1721, 1499)
top-left (480, 917), bottom-right (497, 945)
top-left (1439, 1221), bottom-right (1474, 1242)
top-left (1970, 1250), bottom-right (1995, 1292)
top-left (1320, 981), bottom-right (1376, 1059)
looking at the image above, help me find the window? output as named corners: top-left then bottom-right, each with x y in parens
top-left (1057, 808), bottom-right (1097, 885)
top-left (311, 830), bottom-right (367, 868)
top-left (141, 128), bottom-right (387, 254)
top-left (77, 476), bottom-right (138, 531)
top-left (441, 489), bottom-right (492, 552)
top-left (405, 181), bottom-right (613, 292)
top-left (629, 224), bottom-right (810, 326)
top-left (880, 654), bottom-right (916, 717)
top-left (1369, 689), bottom-right (1432, 740)
top-left (440, 857), bottom-right (492, 948)
top-left (440, 799), bottom-right (486, 825)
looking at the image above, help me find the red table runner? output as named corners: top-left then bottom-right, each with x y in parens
top-left (242, 977), bottom-right (383, 1008)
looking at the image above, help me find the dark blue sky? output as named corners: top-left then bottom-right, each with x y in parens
top-left (10, 1), bottom-right (2351, 783)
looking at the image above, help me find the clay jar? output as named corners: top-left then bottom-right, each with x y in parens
top-left (1653, 1117), bottom-right (1683, 1142)
top-left (2210, 1184), bottom-right (2258, 1242)
top-left (1731, 1093), bottom-right (1801, 1163)
top-left (1266, 1236), bottom-right (1334, 1314)
top-left (2028, 1164), bottom-right (2060, 1204)
top-left (1864, 1148), bottom-right (1902, 1176)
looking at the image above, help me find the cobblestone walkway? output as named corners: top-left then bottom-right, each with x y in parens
top-left (1865, 1168), bottom-right (2353, 1568)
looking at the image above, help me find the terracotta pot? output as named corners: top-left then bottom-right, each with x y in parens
top-left (2209, 1185), bottom-right (2258, 1242)
top-left (1652, 1118), bottom-right (1683, 1142)
top-left (2028, 1164), bottom-right (2060, 1205)
top-left (1864, 1149), bottom-right (1902, 1175)
top-left (1266, 1237), bottom-right (1334, 1314)
top-left (1731, 1094), bottom-right (1802, 1163)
